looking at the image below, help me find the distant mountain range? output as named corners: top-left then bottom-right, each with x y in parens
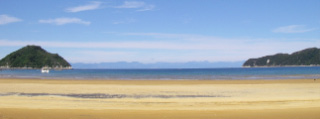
top-left (72, 61), bottom-right (243, 69)
top-left (243, 47), bottom-right (320, 67)
top-left (0, 45), bottom-right (71, 69)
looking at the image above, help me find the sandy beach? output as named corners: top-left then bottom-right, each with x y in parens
top-left (0, 78), bottom-right (319, 119)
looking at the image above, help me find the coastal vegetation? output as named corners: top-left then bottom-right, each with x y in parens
top-left (0, 45), bottom-right (71, 69)
top-left (243, 47), bottom-right (320, 67)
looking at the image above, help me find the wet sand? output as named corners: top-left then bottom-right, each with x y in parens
top-left (0, 78), bottom-right (320, 119)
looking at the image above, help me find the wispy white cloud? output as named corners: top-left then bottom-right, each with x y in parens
top-left (1, 37), bottom-right (319, 63)
top-left (66, 1), bottom-right (102, 13)
top-left (0, 14), bottom-right (22, 25)
top-left (272, 25), bottom-right (316, 33)
top-left (1, 34), bottom-right (318, 51)
top-left (121, 32), bottom-right (189, 38)
top-left (1, 32), bottom-right (319, 63)
top-left (0, 39), bottom-right (210, 50)
top-left (113, 18), bottom-right (136, 24)
top-left (119, 32), bottom-right (229, 42)
top-left (39, 18), bottom-right (91, 25)
top-left (136, 4), bottom-right (155, 12)
top-left (115, 1), bottom-right (155, 11)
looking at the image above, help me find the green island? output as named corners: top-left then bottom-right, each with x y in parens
top-left (0, 45), bottom-right (71, 69)
top-left (243, 47), bottom-right (320, 67)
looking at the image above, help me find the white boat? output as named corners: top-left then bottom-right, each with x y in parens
top-left (41, 67), bottom-right (50, 73)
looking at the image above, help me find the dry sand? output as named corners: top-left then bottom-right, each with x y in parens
top-left (0, 78), bottom-right (319, 119)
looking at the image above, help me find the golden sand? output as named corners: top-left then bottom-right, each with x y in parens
top-left (0, 78), bottom-right (319, 119)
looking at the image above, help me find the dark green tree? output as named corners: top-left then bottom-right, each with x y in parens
top-left (0, 45), bottom-right (71, 69)
top-left (243, 48), bottom-right (320, 67)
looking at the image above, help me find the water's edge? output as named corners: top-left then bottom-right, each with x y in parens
top-left (1, 67), bottom-right (320, 80)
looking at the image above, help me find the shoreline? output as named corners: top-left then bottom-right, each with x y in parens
top-left (2, 67), bottom-right (320, 81)
top-left (0, 78), bottom-right (318, 84)
top-left (0, 78), bottom-right (319, 119)
top-left (242, 65), bottom-right (320, 68)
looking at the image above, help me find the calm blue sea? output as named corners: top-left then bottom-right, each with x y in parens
top-left (0, 67), bottom-right (320, 80)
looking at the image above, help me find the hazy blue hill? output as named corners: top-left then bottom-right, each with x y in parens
top-left (72, 61), bottom-right (243, 69)
top-left (243, 48), bottom-right (320, 67)
top-left (0, 45), bottom-right (71, 69)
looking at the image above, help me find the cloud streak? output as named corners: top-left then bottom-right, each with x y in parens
top-left (39, 18), bottom-right (91, 25)
top-left (1, 34), bottom-right (318, 51)
top-left (0, 14), bottom-right (22, 25)
top-left (1, 37), bottom-right (319, 63)
top-left (272, 25), bottom-right (316, 33)
top-left (115, 1), bottom-right (155, 11)
top-left (0, 40), bottom-right (214, 50)
top-left (113, 18), bottom-right (136, 24)
top-left (66, 1), bottom-right (102, 13)
top-left (1, 32), bottom-right (319, 63)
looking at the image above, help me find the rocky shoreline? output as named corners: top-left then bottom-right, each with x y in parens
top-left (243, 65), bottom-right (320, 68)
top-left (0, 66), bottom-right (72, 70)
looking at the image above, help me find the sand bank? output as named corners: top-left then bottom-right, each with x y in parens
top-left (0, 78), bottom-right (319, 119)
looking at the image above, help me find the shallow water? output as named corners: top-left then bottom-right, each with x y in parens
top-left (1, 67), bottom-right (320, 80)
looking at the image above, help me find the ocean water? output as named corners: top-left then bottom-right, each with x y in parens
top-left (0, 67), bottom-right (320, 80)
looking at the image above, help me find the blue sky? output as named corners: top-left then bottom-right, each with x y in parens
top-left (0, 0), bottom-right (319, 63)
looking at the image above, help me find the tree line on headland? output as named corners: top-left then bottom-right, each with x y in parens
top-left (0, 45), bottom-right (319, 69)
top-left (243, 47), bottom-right (320, 67)
top-left (0, 45), bottom-right (71, 69)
